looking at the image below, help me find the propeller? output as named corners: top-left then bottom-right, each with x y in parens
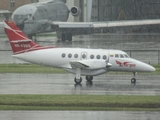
top-left (106, 52), bottom-right (112, 67)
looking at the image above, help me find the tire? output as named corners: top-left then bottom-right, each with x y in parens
top-left (86, 76), bottom-right (93, 82)
top-left (62, 32), bottom-right (66, 41)
top-left (131, 78), bottom-right (136, 84)
top-left (74, 77), bottom-right (82, 84)
top-left (67, 32), bottom-right (72, 41)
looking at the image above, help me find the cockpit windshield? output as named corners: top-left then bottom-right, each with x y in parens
top-left (115, 54), bottom-right (130, 58)
top-left (123, 54), bottom-right (130, 58)
top-left (14, 14), bottom-right (31, 19)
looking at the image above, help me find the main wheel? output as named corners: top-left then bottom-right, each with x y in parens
top-left (62, 32), bottom-right (66, 41)
top-left (131, 78), bottom-right (136, 84)
top-left (74, 77), bottom-right (82, 84)
top-left (86, 76), bottom-right (93, 82)
top-left (67, 32), bottom-right (72, 41)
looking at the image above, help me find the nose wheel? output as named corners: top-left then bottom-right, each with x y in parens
top-left (74, 77), bottom-right (82, 84)
top-left (131, 72), bottom-right (137, 84)
top-left (131, 78), bottom-right (136, 84)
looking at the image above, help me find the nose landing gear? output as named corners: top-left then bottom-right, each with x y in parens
top-left (131, 72), bottom-right (137, 84)
top-left (74, 77), bottom-right (82, 84)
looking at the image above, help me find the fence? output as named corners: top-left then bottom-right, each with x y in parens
top-left (124, 50), bottom-right (160, 65)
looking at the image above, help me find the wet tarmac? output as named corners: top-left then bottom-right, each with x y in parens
top-left (0, 111), bottom-right (160, 120)
top-left (0, 73), bottom-right (160, 95)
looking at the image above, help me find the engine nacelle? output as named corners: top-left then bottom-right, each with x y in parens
top-left (70, 6), bottom-right (81, 17)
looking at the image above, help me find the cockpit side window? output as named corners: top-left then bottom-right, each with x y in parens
top-left (120, 54), bottom-right (124, 58)
top-left (115, 54), bottom-right (119, 58)
top-left (124, 54), bottom-right (130, 58)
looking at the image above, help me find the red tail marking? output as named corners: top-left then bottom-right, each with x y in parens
top-left (4, 20), bottom-right (42, 54)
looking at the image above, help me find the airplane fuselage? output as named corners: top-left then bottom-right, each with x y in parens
top-left (4, 20), bottom-right (156, 84)
top-left (12, 0), bottom-right (69, 35)
top-left (13, 48), bottom-right (155, 76)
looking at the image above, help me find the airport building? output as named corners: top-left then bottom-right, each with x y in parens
top-left (91, 0), bottom-right (160, 21)
top-left (0, 0), bottom-right (38, 11)
top-left (90, 0), bottom-right (160, 33)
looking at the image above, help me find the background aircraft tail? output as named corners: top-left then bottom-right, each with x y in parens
top-left (4, 21), bottom-right (42, 54)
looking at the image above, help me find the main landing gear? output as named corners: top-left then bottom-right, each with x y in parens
top-left (131, 72), bottom-right (137, 84)
top-left (62, 32), bottom-right (72, 41)
top-left (74, 76), bottom-right (94, 84)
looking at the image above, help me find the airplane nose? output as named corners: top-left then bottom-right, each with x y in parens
top-left (148, 65), bottom-right (156, 72)
top-left (141, 63), bottom-right (156, 72)
top-left (133, 59), bottom-right (156, 72)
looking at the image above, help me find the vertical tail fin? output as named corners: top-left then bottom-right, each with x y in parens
top-left (4, 20), bottom-right (41, 54)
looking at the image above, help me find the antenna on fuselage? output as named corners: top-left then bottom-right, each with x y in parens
top-left (86, 0), bottom-right (92, 22)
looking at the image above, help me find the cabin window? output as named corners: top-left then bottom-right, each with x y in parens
top-left (74, 54), bottom-right (78, 58)
top-left (68, 53), bottom-right (72, 58)
top-left (90, 55), bottom-right (94, 59)
top-left (96, 55), bottom-right (101, 59)
top-left (62, 53), bottom-right (66, 58)
top-left (115, 54), bottom-right (119, 58)
top-left (82, 54), bottom-right (86, 59)
top-left (103, 55), bottom-right (107, 60)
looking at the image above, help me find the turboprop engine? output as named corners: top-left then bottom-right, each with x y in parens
top-left (70, 6), bottom-right (81, 17)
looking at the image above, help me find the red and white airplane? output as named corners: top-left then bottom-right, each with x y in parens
top-left (4, 20), bottom-right (155, 84)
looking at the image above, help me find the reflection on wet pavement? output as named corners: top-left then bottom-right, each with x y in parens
top-left (0, 111), bottom-right (160, 120)
top-left (0, 73), bottom-right (159, 96)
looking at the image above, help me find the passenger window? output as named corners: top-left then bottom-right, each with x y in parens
top-left (96, 55), bottom-right (101, 59)
top-left (68, 53), bottom-right (72, 58)
top-left (115, 54), bottom-right (119, 58)
top-left (82, 54), bottom-right (86, 59)
top-left (90, 55), bottom-right (94, 59)
top-left (62, 53), bottom-right (66, 58)
top-left (103, 55), bottom-right (107, 60)
top-left (120, 54), bottom-right (124, 58)
top-left (74, 54), bottom-right (78, 58)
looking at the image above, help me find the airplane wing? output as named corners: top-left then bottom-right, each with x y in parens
top-left (52, 19), bottom-right (160, 28)
top-left (70, 60), bottom-right (89, 69)
top-left (70, 59), bottom-right (110, 69)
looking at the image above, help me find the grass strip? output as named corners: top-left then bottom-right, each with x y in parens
top-left (0, 95), bottom-right (159, 111)
top-left (0, 64), bottom-right (67, 74)
top-left (0, 64), bottom-right (159, 74)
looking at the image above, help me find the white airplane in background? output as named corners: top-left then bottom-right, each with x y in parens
top-left (1, 0), bottom-right (160, 41)
top-left (4, 20), bottom-right (155, 84)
